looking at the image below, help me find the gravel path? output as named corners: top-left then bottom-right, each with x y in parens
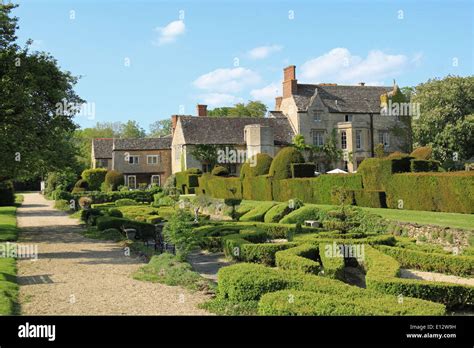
top-left (399, 269), bottom-right (474, 286)
top-left (17, 193), bottom-right (211, 315)
top-left (187, 251), bottom-right (233, 281)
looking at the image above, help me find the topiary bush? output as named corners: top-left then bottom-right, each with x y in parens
top-left (239, 202), bottom-right (276, 222)
top-left (239, 153), bottom-right (273, 179)
top-left (268, 147), bottom-right (305, 180)
top-left (211, 165), bottom-right (229, 176)
top-left (107, 208), bottom-right (124, 218)
top-left (411, 146), bottom-right (432, 160)
top-left (0, 180), bottom-right (15, 206)
top-left (74, 179), bottom-right (89, 190)
top-left (104, 170), bottom-right (124, 191)
top-left (81, 168), bottom-right (108, 191)
top-left (264, 202), bottom-right (293, 223)
top-left (279, 206), bottom-right (327, 224)
top-left (115, 198), bottom-right (138, 206)
top-left (275, 244), bottom-right (320, 274)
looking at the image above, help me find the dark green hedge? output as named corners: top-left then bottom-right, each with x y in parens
top-left (242, 175), bottom-right (272, 201)
top-left (385, 172), bottom-right (474, 213)
top-left (176, 170), bottom-right (201, 194)
top-left (410, 159), bottom-right (440, 172)
top-left (0, 181), bottom-right (15, 206)
top-left (199, 175), bottom-right (242, 199)
top-left (291, 163), bottom-right (315, 178)
top-left (81, 168), bottom-right (107, 191)
top-left (239, 202), bottom-right (276, 222)
top-left (268, 147), bottom-right (305, 180)
top-left (354, 190), bottom-right (387, 208)
top-left (96, 216), bottom-right (156, 240)
top-left (272, 178), bottom-right (314, 203)
top-left (318, 243), bottom-right (346, 280)
top-left (71, 190), bottom-right (155, 204)
top-left (240, 153), bottom-right (273, 179)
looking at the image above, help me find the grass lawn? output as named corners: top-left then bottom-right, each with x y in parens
top-left (0, 207), bottom-right (18, 241)
top-left (236, 200), bottom-right (474, 230)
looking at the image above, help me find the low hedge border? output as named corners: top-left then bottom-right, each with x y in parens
top-left (275, 244), bottom-right (320, 274)
top-left (364, 245), bottom-right (474, 308)
top-left (318, 243), bottom-right (346, 280)
top-left (217, 263), bottom-right (446, 315)
top-left (96, 216), bottom-right (156, 240)
top-left (239, 202), bottom-right (276, 222)
top-left (375, 245), bottom-right (474, 277)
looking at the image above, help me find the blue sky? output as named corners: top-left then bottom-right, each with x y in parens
top-left (13, 0), bottom-right (474, 131)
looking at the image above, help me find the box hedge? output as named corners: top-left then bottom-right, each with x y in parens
top-left (364, 245), bottom-right (474, 308)
top-left (242, 175), bottom-right (272, 201)
top-left (291, 163), bottom-right (315, 178)
top-left (410, 159), bottom-right (440, 172)
top-left (239, 153), bottom-right (273, 179)
top-left (176, 169), bottom-right (201, 194)
top-left (268, 147), bottom-right (305, 180)
top-left (81, 168), bottom-right (107, 191)
top-left (239, 202), bottom-right (276, 222)
top-left (353, 190), bottom-right (387, 208)
top-left (275, 244), bottom-right (320, 274)
top-left (264, 202), bottom-right (292, 223)
top-left (199, 175), bottom-right (242, 199)
top-left (318, 243), bottom-right (346, 280)
top-left (96, 216), bottom-right (156, 240)
top-left (312, 174), bottom-right (362, 204)
top-left (375, 245), bottom-right (474, 277)
top-left (385, 172), bottom-right (474, 213)
top-left (279, 206), bottom-right (328, 224)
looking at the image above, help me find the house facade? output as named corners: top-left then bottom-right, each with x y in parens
top-left (91, 138), bottom-right (113, 170)
top-left (170, 105), bottom-right (294, 174)
top-left (274, 65), bottom-right (411, 172)
top-left (91, 137), bottom-right (172, 188)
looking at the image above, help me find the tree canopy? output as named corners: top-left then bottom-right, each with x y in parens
top-left (0, 3), bottom-right (83, 180)
top-left (208, 101), bottom-right (267, 117)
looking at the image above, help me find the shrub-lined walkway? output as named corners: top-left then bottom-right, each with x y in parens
top-left (17, 193), bottom-right (210, 315)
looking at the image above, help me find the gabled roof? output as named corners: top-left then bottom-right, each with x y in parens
top-left (177, 116), bottom-right (294, 145)
top-left (113, 137), bottom-right (172, 151)
top-left (293, 84), bottom-right (393, 113)
top-left (92, 138), bottom-right (113, 159)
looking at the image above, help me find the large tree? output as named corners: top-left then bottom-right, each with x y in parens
top-left (412, 76), bottom-right (474, 163)
top-left (120, 120), bottom-right (146, 138)
top-left (208, 101), bottom-right (267, 118)
top-left (0, 4), bottom-right (83, 180)
top-left (148, 119), bottom-right (171, 137)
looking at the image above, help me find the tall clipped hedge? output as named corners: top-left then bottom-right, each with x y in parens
top-left (176, 168), bottom-right (201, 194)
top-left (411, 146), bottom-right (432, 160)
top-left (199, 175), bottom-right (242, 199)
top-left (386, 172), bottom-right (474, 213)
top-left (0, 180), bottom-right (15, 206)
top-left (242, 175), bottom-right (272, 201)
top-left (81, 168), bottom-right (108, 191)
top-left (357, 157), bottom-right (411, 190)
top-left (240, 153), bottom-right (273, 179)
top-left (104, 170), bottom-right (124, 191)
top-left (268, 147), bottom-right (304, 180)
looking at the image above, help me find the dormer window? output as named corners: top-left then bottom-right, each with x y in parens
top-left (314, 114), bottom-right (321, 122)
top-left (345, 114), bottom-right (353, 122)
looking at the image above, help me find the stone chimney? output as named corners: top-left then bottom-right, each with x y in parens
top-left (196, 104), bottom-right (208, 117)
top-left (171, 115), bottom-right (178, 134)
top-left (275, 96), bottom-right (282, 111)
top-left (282, 65), bottom-right (298, 98)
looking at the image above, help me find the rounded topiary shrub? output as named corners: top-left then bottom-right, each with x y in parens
top-left (268, 147), bottom-right (305, 180)
top-left (0, 180), bottom-right (15, 206)
top-left (74, 179), bottom-right (89, 190)
top-left (410, 146), bottom-right (432, 160)
top-left (240, 153), bottom-right (273, 179)
top-left (81, 168), bottom-right (108, 191)
top-left (211, 165), bottom-right (229, 176)
top-left (104, 170), bottom-right (124, 191)
top-left (107, 208), bottom-right (123, 218)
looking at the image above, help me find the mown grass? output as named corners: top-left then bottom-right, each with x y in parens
top-left (133, 253), bottom-right (215, 293)
top-left (0, 207), bottom-right (18, 242)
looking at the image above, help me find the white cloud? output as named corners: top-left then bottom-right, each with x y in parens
top-left (250, 82), bottom-right (281, 102)
top-left (248, 45), bottom-right (283, 60)
top-left (154, 20), bottom-right (185, 46)
top-left (300, 48), bottom-right (409, 85)
top-left (197, 93), bottom-right (243, 106)
top-left (193, 67), bottom-right (261, 93)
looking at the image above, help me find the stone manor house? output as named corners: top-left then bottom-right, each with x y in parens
top-left (92, 65), bottom-right (410, 182)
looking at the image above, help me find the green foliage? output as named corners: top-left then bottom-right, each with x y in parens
top-left (199, 175), bottom-right (242, 199)
top-left (148, 119), bottom-right (172, 137)
top-left (119, 120), bottom-right (146, 138)
top-left (152, 192), bottom-right (175, 207)
top-left (115, 198), bottom-right (138, 206)
top-left (375, 143), bottom-right (385, 158)
top-left (291, 163), bottom-right (315, 178)
top-left (318, 243), bottom-right (345, 280)
top-left (242, 175), bottom-right (272, 201)
top-left (44, 170), bottom-right (77, 197)
top-left (0, 181), bottom-right (15, 206)
top-left (411, 146), bottom-right (433, 160)
top-left (81, 168), bottom-right (107, 191)
top-left (410, 159), bottom-right (440, 172)
top-left (74, 179), bottom-right (89, 190)
top-left (107, 208), bottom-right (123, 218)
top-left (239, 153), bottom-right (273, 179)
top-left (364, 245), bottom-right (473, 308)
top-left (275, 244), bottom-right (320, 274)
top-left (376, 245), bottom-right (474, 277)
top-left (239, 202), bottom-right (276, 222)
top-left (211, 165), bottom-right (229, 176)
top-left (0, 206), bottom-right (18, 241)
top-left (279, 206), bottom-right (327, 224)
top-left (190, 145), bottom-right (219, 168)
top-left (133, 253), bottom-right (213, 292)
top-left (386, 172), bottom-right (474, 213)
top-left (268, 147), bottom-right (305, 180)
top-left (353, 190), bottom-right (387, 208)
top-left (54, 199), bottom-right (72, 211)
top-left (412, 76), bottom-right (474, 163)
top-left (0, 257), bottom-right (18, 315)
top-left (163, 209), bottom-right (197, 260)
top-left (264, 202), bottom-right (294, 223)
top-left (208, 101), bottom-right (267, 118)
top-left (104, 170), bottom-right (124, 191)
top-left (71, 190), bottom-right (155, 204)
top-left (175, 169), bottom-right (201, 194)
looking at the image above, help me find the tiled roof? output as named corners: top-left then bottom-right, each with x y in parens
top-left (113, 137), bottom-right (172, 150)
top-left (178, 116), bottom-right (294, 145)
top-left (294, 84), bottom-right (393, 113)
top-left (92, 138), bottom-right (113, 159)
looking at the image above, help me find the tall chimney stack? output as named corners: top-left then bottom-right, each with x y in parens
top-left (283, 65), bottom-right (297, 98)
top-left (275, 96), bottom-right (282, 111)
top-left (196, 104), bottom-right (208, 117)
